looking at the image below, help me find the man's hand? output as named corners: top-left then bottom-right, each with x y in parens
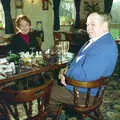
top-left (60, 74), bottom-right (67, 86)
top-left (58, 66), bottom-right (69, 79)
top-left (58, 66), bottom-right (69, 86)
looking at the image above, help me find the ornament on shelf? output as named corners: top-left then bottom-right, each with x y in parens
top-left (15, 0), bottom-right (23, 9)
top-left (42, 0), bottom-right (52, 10)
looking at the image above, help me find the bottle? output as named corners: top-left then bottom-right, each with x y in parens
top-left (10, 62), bottom-right (16, 74)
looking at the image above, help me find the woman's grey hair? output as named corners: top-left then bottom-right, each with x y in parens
top-left (15, 15), bottom-right (31, 29)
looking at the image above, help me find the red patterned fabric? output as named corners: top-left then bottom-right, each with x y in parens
top-left (19, 33), bottom-right (30, 45)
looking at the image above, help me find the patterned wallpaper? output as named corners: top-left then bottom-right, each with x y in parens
top-left (80, 0), bottom-right (104, 19)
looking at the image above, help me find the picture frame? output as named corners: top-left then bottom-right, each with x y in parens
top-left (42, 0), bottom-right (49, 10)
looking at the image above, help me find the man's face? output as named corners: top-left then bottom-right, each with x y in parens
top-left (86, 15), bottom-right (104, 39)
top-left (18, 20), bottom-right (31, 34)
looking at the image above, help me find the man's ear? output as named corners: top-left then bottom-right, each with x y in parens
top-left (104, 22), bottom-right (108, 28)
top-left (103, 21), bottom-right (109, 31)
top-left (30, 26), bottom-right (32, 32)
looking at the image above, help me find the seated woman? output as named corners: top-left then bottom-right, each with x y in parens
top-left (8, 15), bottom-right (43, 54)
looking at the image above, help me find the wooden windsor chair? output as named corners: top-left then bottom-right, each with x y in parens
top-left (0, 78), bottom-right (54, 120)
top-left (57, 77), bottom-right (108, 120)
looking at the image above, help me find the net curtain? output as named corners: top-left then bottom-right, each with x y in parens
top-left (1, 0), bottom-right (14, 34)
top-left (53, 0), bottom-right (81, 30)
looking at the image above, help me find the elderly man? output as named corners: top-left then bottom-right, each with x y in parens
top-left (49, 12), bottom-right (118, 113)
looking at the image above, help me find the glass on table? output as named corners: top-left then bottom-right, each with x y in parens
top-left (56, 44), bottom-right (62, 55)
top-left (8, 50), bottom-right (12, 56)
top-left (60, 41), bottom-right (69, 56)
top-left (56, 44), bottom-right (63, 64)
top-left (56, 41), bottom-right (70, 64)
top-left (4, 62), bottom-right (16, 77)
top-left (30, 47), bottom-right (36, 54)
top-left (64, 41), bottom-right (69, 53)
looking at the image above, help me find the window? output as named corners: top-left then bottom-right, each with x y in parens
top-left (111, 0), bottom-right (120, 23)
top-left (110, 0), bottom-right (120, 39)
top-left (0, 1), bottom-right (5, 28)
top-left (59, 0), bottom-right (75, 26)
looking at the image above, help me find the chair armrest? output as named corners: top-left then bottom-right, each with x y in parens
top-left (65, 77), bottom-right (107, 88)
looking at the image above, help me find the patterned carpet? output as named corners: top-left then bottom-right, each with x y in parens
top-left (102, 74), bottom-right (120, 120)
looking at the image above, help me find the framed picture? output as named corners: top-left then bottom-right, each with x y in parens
top-left (42, 0), bottom-right (49, 10)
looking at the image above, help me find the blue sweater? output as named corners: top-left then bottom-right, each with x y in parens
top-left (66, 33), bottom-right (118, 96)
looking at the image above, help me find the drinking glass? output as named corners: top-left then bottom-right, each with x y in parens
top-left (30, 47), bottom-right (36, 54)
top-left (64, 42), bottom-right (69, 54)
top-left (56, 44), bottom-right (62, 64)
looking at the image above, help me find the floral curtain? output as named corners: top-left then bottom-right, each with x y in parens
top-left (53, 0), bottom-right (61, 31)
top-left (104, 0), bottom-right (113, 14)
top-left (74, 0), bottom-right (81, 28)
top-left (1, 0), bottom-right (14, 34)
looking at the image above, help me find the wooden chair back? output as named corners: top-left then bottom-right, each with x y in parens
top-left (0, 79), bottom-right (54, 120)
top-left (53, 32), bottom-right (70, 55)
top-left (58, 77), bottom-right (107, 120)
top-left (0, 96), bottom-right (9, 120)
top-left (53, 31), bottom-right (67, 44)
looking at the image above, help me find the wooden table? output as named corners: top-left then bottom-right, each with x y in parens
top-left (0, 61), bottom-right (68, 90)
top-left (0, 64), bottom-right (60, 88)
top-left (0, 64), bottom-right (60, 119)
top-left (0, 54), bottom-right (74, 119)
top-left (0, 51), bottom-right (74, 89)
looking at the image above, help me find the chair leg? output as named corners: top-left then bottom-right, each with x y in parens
top-left (95, 108), bottom-right (104, 120)
top-left (87, 108), bottom-right (103, 120)
top-left (55, 104), bottom-right (63, 120)
top-left (81, 114), bottom-right (87, 120)
top-left (0, 101), bottom-right (10, 120)
top-left (87, 113), bottom-right (98, 120)
top-left (97, 109), bottom-right (104, 120)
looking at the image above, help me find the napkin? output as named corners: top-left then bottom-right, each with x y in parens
top-left (0, 63), bottom-right (16, 80)
top-left (0, 65), bottom-right (8, 80)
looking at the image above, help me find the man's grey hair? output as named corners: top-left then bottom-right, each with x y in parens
top-left (88, 12), bottom-right (112, 24)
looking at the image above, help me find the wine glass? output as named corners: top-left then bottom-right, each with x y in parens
top-left (8, 50), bottom-right (12, 56)
top-left (64, 42), bottom-right (69, 54)
top-left (30, 47), bottom-right (36, 55)
top-left (56, 44), bottom-right (62, 64)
